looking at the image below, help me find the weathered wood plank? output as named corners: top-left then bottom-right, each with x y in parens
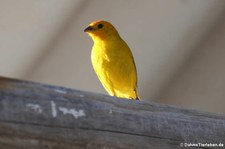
top-left (0, 76), bottom-right (224, 149)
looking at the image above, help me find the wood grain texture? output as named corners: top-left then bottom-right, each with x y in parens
top-left (0, 76), bottom-right (224, 149)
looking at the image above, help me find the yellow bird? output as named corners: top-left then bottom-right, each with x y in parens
top-left (84, 20), bottom-right (139, 100)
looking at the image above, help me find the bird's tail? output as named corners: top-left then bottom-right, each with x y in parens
top-left (134, 88), bottom-right (141, 100)
top-left (135, 97), bottom-right (140, 100)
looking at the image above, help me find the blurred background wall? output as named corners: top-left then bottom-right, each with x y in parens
top-left (1, 0), bottom-right (225, 114)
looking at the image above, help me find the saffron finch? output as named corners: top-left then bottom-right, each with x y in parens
top-left (84, 20), bottom-right (139, 100)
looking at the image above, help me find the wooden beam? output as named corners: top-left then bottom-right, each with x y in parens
top-left (0, 76), bottom-right (224, 149)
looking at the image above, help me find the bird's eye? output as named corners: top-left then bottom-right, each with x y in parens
top-left (97, 24), bottom-right (103, 29)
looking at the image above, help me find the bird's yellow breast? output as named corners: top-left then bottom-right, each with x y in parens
top-left (91, 37), bottom-right (138, 99)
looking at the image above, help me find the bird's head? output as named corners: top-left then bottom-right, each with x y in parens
top-left (84, 20), bottom-right (120, 40)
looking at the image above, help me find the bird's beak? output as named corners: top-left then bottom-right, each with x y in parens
top-left (84, 26), bottom-right (94, 32)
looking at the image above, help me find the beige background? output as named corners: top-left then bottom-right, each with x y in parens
top-left (1, 0), bottom-right (225, 114)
